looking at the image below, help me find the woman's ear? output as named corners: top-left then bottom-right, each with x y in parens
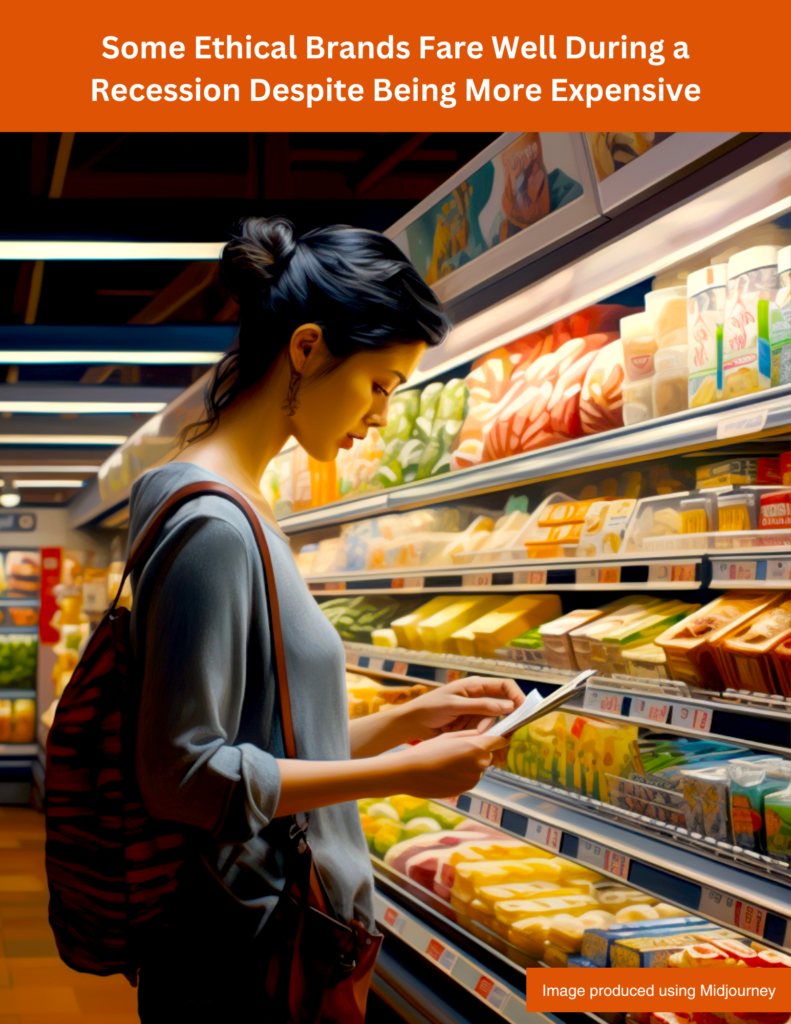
top-left (289, 324), bottom-right (325, 373)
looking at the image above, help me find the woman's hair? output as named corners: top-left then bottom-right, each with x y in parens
top-left (177, 216), bottom-right (451, 448)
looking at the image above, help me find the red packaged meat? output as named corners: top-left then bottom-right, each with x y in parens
top-left (580, 339), bottom-right (627, 435)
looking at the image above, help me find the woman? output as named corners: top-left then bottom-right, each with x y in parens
top-left (128, 216), bottom-right (521, 1021)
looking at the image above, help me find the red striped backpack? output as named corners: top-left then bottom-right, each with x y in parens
top-left (44, 480), bottom-right (381, 1020)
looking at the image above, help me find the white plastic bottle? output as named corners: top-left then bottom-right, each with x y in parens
top-left (687, 265), bottom-right (727, 407)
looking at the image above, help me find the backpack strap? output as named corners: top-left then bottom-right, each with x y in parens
top-left (114, 480), bottom-right (298, 761)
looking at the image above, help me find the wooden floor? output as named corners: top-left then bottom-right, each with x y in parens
top-left (0, 806), bottom-right (139, 1023)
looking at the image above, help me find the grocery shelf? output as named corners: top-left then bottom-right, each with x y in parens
top-left (280, 386), bottom-right (790, 535)
top-left (345, 641), bottom-right (791, 753)
top-left (439, 773), bottom-right (790, 951)
top-left (0, 743), bottom-right (36, 756)
top-left (373, 889), bottom-right (534, 1024)
top-left (0, 689), bottom-right (36, 700)
top-left (709, 553), bottom-right (791, 589)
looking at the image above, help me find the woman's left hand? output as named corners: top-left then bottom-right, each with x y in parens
top-left (400, 676), bottom-right (525, 741)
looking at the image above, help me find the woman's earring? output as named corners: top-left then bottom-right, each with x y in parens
top-left (282, 362), bottom-right (302, 417)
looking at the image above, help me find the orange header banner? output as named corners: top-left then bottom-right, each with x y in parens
top-left (1, 0), bottom-right (785, 130)
top-left (525, 968), bottom-right (791, 1013)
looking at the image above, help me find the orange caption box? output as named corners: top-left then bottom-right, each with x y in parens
top-left (526, 968), bottom-right (791, 1013)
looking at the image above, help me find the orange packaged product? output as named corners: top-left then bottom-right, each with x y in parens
top-left (720, 598), bottom-right (791, 694)
top-left (655, 591), bottom-right (781, 688)
top-left (771, 638), bottom-right (791, 697)
top-left (539, 500), bottom-right (597, 526)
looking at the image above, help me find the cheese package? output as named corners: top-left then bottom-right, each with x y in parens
top-left (493, 894), bottom-right (601, 925)
top-left (656, 591), bottom-right (781, 687)
top-left (575, 499), bottom-right (637, 558)
top-left (416, 595), bottom-right (505, 653)
top-left (506, 710), bottom-right (566, 784)
top-left (615, 904), bottom-right (661, 923)
top-left (596, 889), bottom-right (658, 913)
top-left (390, 595), bottom-right (459, 648)
top-left (451, 859), bottom-right (562, 902)
top-left (570, 596), bottom-right (660, 671)
top-left (507, 916), bottom-right (553, 956)
top-left (580, 917), bottom-right (718, 966)
top-left (610, 928), bottom-right (738, 968)
top-left (447, 839), bottom-right (551, 866)
top-left (476, 881), bottom-right (587, 911)
top-left (622, 643), bottom-right (670, 680)
top-left (370, 628), bottom-right (398, 648)
top-left (539, 608), bottom-right (606, 672)
top-left (547, 912), bottom-right (617, 954)
top-left (455, 593), bottom-right (562, 658)
top-left (548, 858), bottom-right (603, 885)
top-left (562, 716), bottom-right (639, 802)
top-left (598, 600), bottom-right (701, 676)
top-left (720, 598), bottom-right (791, 694)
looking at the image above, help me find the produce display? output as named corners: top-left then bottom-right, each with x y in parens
top-left (0, 698), bottom-right (36, 743)
top-left (0, 633), bottom-right (38, 689)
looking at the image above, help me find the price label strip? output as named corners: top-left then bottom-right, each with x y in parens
top-left (469, 797), bottom-right (504, 826)
top-left (513, 570), bottom-right (548, 586)
top-left (392, 576), bottom-right (424, 590)
top-left (391, 662), bottom-right (409, 676)
top-left (584, 687), bottom-right (624, 716)
top-left (463, 572), bottom-right (493, 588)
top-left (383, 906), bottom-right (406, 935)
top-left (698, 887), bottom-right (767, 938)
top-left (630, 697), bottom-right (670, 724)
top-left (577, 839), bottom-right (630, 880)
top-left (475, 976), bottom-right (511, 1012)
top-left (671, 703), bottom-right (713, 733)
top-left (526, 818), bottom-right (562, 852)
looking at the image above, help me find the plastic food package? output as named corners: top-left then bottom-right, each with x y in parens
top-left (768, 245), bottom-right (791, 387)
top-left (539, 608), bottom-right (605, 671)
top-left (493, 894), bottom-right (601, 926)
top-left (417, 379), bottom-right (469, 479)
top-left (759, 491), bottom-right (791, 530)
top-left (575, 498), bottom-right (636, 557)
top-left (723, 246), bottom-right (781, 400)
top-left (656, 591), bottom-right (781, 688)
top-left (728, 760), bottom-right (791, 854)
top-left (624, 492), bottom-right (717, 554)
top-left (645, 286), bottom-right (688, 350)
top-left (389, 595), bottom-right (459, 648)
top-left (620, 312), bottom-right (656, 383)
top-left (623, 377), bottom-right (654, 425)
top-left (717, 490), bottom-right (758, 532)
top-left (416, 595), bottom-right (505, 654)
top-left (580, 340), bottom-right (626, 434)
top-left (765, 783), bottom-right (791, 861)
top-left (451, 859), bottom-right (563, 903)
top-left (687, 264), bottom-right (727, 407)
top-left (652, 346), bottom-right (689, 418)
top-left (336, 428), bottom-right (385, 497)
top-left (476, 881), bottom-right (587, 911)
top-left (622, 643), bottom-right (670, 680)
top-left (570, 597), bottom-right (662, 672)
top-left (599, 600), bottom-right (700, 677)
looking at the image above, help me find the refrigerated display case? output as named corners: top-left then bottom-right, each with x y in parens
top-left (64, 132), bottom-right (790, 1023)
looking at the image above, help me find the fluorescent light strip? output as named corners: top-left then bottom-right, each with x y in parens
top-left (13, 479), bottom-right (86, 488)
top-left (0, 436), bottom-right (127, 445)
top-left (0, 241), bottom-right (225, 260)
top-left (0, 465), bottom-right (100, 472)
top-left (0, 401), bottom-right (167, 414)
top-left (0, 351), bottom-right (222, 365)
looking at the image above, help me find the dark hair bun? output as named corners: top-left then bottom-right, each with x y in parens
top-left (220, 216), bottom-right (298, 301)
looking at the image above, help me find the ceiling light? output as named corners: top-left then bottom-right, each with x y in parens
top-left (0, 241), bottom-right (225, 260)
top-left (0, 401), bottom-right (167, 414)
top-left (0, 351), bottom-right (222, 365)
top-left (0, 482), bottom-right (21, 508)
top-left (0, 435), bottom-right (127, 445)
top-left (14, 479), bottom-right (86, 488)
top-left (0, 465), bottom-right (100, 472)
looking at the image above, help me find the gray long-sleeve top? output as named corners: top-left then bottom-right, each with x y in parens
top-left (127, 461), bottom-right (375, 947)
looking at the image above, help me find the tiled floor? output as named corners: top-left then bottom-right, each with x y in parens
top-left (0, 806), bottom-right (139, 1023)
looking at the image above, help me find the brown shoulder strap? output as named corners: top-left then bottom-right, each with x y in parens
top-left (116, 480), bottom-right (298, 760)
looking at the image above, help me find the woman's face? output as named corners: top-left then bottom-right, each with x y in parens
top-left (290, 332), bottom-right (427, 462)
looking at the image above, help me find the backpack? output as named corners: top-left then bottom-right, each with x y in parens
top-left (44, 480), bottom-right (381, 1021)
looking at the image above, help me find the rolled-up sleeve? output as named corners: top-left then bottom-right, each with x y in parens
top-left (133, 515), bottom-right (281, 843)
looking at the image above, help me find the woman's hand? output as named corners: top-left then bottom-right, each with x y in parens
top-left (398, 676), bottom-right (525, 741)
top-left (395, 729), bottom-right (511, 798)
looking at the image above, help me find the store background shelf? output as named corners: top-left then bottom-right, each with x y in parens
top-left (280, 386), bottom-right (790, 535)
top-left (345, 642), bottom-right (791, 753)
top-left (439, 774), bottom-right (790, 951)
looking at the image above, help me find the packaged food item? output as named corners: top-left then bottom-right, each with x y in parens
top-left (4, 552), bottom-right (41, 598)
top-left (451, 859), bottom-right (563, 903)
top-left (679, 764), bottom-right (732, 842)
top-left (622, 643), bottom-right (670, 680)
top-left (417, 379), bottom-right (470, 479)
top-left (615, 905), bottom-right (661, 923)
top-left (580, 917), bottom-right (712, 967)
top-left (783, 450), bottom-right (791, 487)
top-left (571, 597), bottom-right (662, 672)
top-left (0, 700), bottom-right (11, 742)
top-left (539, 608), bottom-right (605, 671)
top-left (493, 893), bottom-right (601, 926)
top-left (696, 458), bottom-right (758, 489)
top-left (453, 593), bottom-right (562, 658)
top-left (652, 346), bottom-right (689, 418)
top-left (416, 595), bottom-right (505, 654)
top-left (656, 592), bottom-right (781, 687)
top-left (623, 377), bottom-right (654, 425)
top-left (687, 265), bottom-right (727, 407)
top-left (610, 929), bottom-right (737, 968)
top-left (764, 783), bottom-right (791, 861)
top-left (763, 245), bottom-right (791, 387)
top-left (476, 881), bottom-right (587, 911)
top-left (620, 312), bottom-right (656, 382)
top-left (0, 633), bottom-right (38, 690)
top-left (728, 760), bottom-right (791, 853)
top-left (716, 490), bottom-right (758, 532)
top-left (759, 490), bottom-right (791, 530)
top-left (595, 889), bottom-right (659, 913)
top-left (576, 498), bottom-right (636, 558)
top-left (599, 600), bottom-right (700, 677)
top-left (720, 599), bottom-right (791, 694)
top-left (580, 340), bottom-right (626, 434)
top-left (507, 916), bottom-right (553, 956)
top-left (625, 492), bottom-right (716, 553)
top-left (389, 595), bottom-right (459, 648)
top-left (8, 699), bottom-right (36, 743)
top-left (723, 246), bottom-right (781, 400)
top-left (564, 716), bottom-right (639, 801)
top-left (646, 286), bottom-right (688, 350)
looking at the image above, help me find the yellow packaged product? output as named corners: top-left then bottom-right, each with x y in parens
top-left (615, 904), bottom-right (661, 923)
top-left (416, 595), bottom-right (504, 654)
top-left (479, 511), bottom-right (531, 557)
top-left (457, 594), bottom-right (562, 659)
top-left (548, 859), bottom-right (603, 885)
top-left (547, 914), bottom-right (592, 953)
top-left (507, 916), bottom-right (552, 956)
top-left (476, 881), bottom-right (587, 911)
top-left (466, 899), bottom-right (510, 937)
top-left (564, 716), bottom-right (640, 802)
top-left (583, 598), bottom-right (667, 674)
top-left (390, 595), bottom-right (459, 648)
top-left (452, 860), bottom-right (562, 902)
top-left (370, 628), bottom-right (398, 648)
top-left (622, 643), bottom-right (670, 680)
top-left (494, 894), bottom-right (602, 926)
top-left (530, 711), bottom-right (567, 788)
top-left (447, 839), bottom-right (550, 867)
top-left (576, 499), bottom-right (636, 558)
top-left (656, 591), bottom-right (781, 687)
top-left (539, 500), bottom-right (596, 526)
top-left (596, 888), bottom-right (658, 912)
top-left (543, 943), bottom-right (570, 968)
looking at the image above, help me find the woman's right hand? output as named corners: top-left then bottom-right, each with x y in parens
top-left (394, 730), bottom-right (511, 799)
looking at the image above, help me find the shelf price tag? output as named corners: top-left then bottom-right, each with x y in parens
top-left (649, 562), bottom-right (698, 584)
top-left (383, 906), bottom-right (406, 935)
top-left (576, 840), bottom-right (630, 880)
top-left (469, 798), bottom-right (503, 826)
top-left (463, 572), bottom-right (493, 588)
top-left (391, 661), bottom-right (409, 676)
top-left (584, 687), bottom-right (624, 716)
top-left (713, 560), bottom-right (757, 583)
top-left (526, 819), bottom-right (562, 852)
top-left (442, 668), bottom-right (466, 683)
top-left (716, 407), bottom-right (768, 440)
top-left (767, 559), bottom-right (791, 582)
top-left (630, 697), bottom-right (670, 724)
top-left (672, 703), bottom-right (713, 733)
top-left (576, 566), bottom-right (621, 585)
top-left (604, 850), bottom-right (631, 880)
top-left (514, 570), bottom-right (548, 586)
top-left (475, 976), bottom-right (510, 1011)
top-left (392, 576), bottom-right (424, 590)
top-left (367, 658), bottom-right (385, 674)
top-left (698, 887), bottom-right (767, 937)
top-left (426, 938), bottom-right (459, 973)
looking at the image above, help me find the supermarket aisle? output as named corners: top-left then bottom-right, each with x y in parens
top-left (0, 806), bottom-right (138, 1022)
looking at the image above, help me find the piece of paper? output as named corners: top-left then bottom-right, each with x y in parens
top-left (485, 689), bottom-right (545, 737)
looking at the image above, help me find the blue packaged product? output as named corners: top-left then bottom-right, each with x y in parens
top-left (581, 916), bottom-right (710, 967)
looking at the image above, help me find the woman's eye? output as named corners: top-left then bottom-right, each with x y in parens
top-left (373, 383), bottom-right (388, 397)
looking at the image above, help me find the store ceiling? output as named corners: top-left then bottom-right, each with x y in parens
top-left (0, 131), bottom-right (498, 505)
